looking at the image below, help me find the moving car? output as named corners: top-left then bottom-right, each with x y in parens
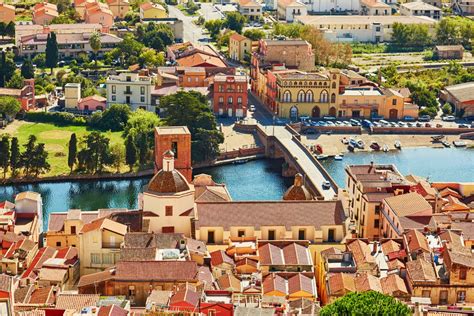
top-left (322, 181), bottom-right (331, 190)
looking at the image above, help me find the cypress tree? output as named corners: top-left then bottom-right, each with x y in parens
top-left (45, 32), bottom-right (58, 74)
top-left (68, 133), bottom-right (77, 172)
top-left (0, 136), bottom-right (10, 178)
top-left (21, 135), bottom-right (37, 176)
top-left (10, 137), bottom-right (20, 176)
top-left (138, 133), bottom-right (148, 166)
top-left (125, 135), bottom-right (137, 172)
top-left (0, 51), bottom-right (6, 87)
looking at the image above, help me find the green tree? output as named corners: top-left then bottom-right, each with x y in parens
top-left (5, 21), bottom-right (14, 38)
top-left (320, 291), bottom-right (411, 316)
top-left (123, 109), bottom-right (161, 146)
top-left (21, 59), bottom-right (35, 79)
top-left (225, 12), bottom-right (246, 34)
top-left (110, 143), bottom-right (125, 172)
top-left (0, 96), bottom-right (21, 118)
top-left (0, 136), bottom-right (10, 178)
top-left (45, 32), bottom-right (59, 74)
top-left (30, 143), bottom-right (50, 177)
top-left (6, 72), bottom-right (25, 89)
top-left (68, 133), bottom-right (77, 172)
top-left (243, 28), bottom-right (265, 41)
top-left (160, 91), bottom-right (224, 163)
top-left (89, 31), bottom-right (102, 68)
top-left (137, 132), bottom-right (148, 166)
top-left (33, 53), bottom-right (47, 69)
top-left (125, 135), bottom-right (137, 171)
top-left (78, 132), bottom-right (112, 173)
top-left (91, 104), bottom-right (132, 131)
top-left (10, 137), bottom-right (20, 176)
top-left (442, 103), bottom-right (452, 115)
top-left (21, 135), bottom-right (37, 176)
top-left (138, 48), bottom-right (165, 68)
top-left (204, 19), bottom-right (224, 40)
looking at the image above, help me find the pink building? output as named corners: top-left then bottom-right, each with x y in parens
top-left (32, 2), bottom-right (58, 25)
top-left (0, 79), bottom-right (36, 112)
top-left (77, 95), bottom-right (106, 112)
top-left (84, 1), bottom-right (114, 28)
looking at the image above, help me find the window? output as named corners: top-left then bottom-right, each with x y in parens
top-left (237, 97), bottom-right (242, 104)
top-left (306, 90), bottom-right (313, 102)
top-left (268, 230), bottom-right (275, 240)
top-left (218, 85), bottom-right (224, 92)
top-left (297, 90), bottom-right (305, 102)
top-left (422, 290), bottom-right (431, 298)
top-left (440, 290), bottom-right (448, 304)
top-left (128, 286), bottom-right (135, 297)
top-left (112, 85), bottom-right (116, 93)
top-left (374, 219), bottom-right (379, 229)
top-left (188, 77), bottom-right (192, 82)
top-left (298, 229), bottom-right (306, 240)
top-left (392, 99), bottom-right (397, 106)
top-left (208, 231), bottom-right (215, 244)
top-left (228, 97), bottom-right (233, 104)
top-left (328, 229), bottom-right (335, 242)
top-left (283, 90), bottom-right (291, 102)
top-left (140, 86), bottom-right (145, 95)
top-left (140, 96), bottom-right (145, 102)
top-left (457, 291), bottom-right (466, 302)
top-left (102, 253), bottom-right (113, 264)
top-left (91, 253), bottom-right (101, 264)
top-left (331, 93), bottom-right (336, 103)
top-left (125, 86), bottom-right (131, 93)
top-left (332, 82), bottom-right (336, 89)
top-left (56, 241), bottom-right (61, 247)
top-left (112, 95), bottom-right (116, 101)
top-left (238, 230), bottom-right (245, 237)
top-left (320, 90), bottom-right (329, 103)
top-left (165, 206), bottom-right (173, 216)
top-left (218, 96), bottom-right (224, 104)
top-left (459, 268), bottom-right (467, 280)
top-left (70, 226), bottom-right (76, 234)
top-left (172, 141), bottom-right (178, 158)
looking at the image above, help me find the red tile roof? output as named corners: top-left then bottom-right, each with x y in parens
top-left (29, 286), bottom-right (55, 305)
top-left (210, 250), bottom-right (234, 267)
top-left (288, 273), bottom-right (314, 296)
top-left (263, 274), bottom-right (286, 295)
top-left (56, 294), bottom-right (100, 311)
top-left (115, 261), bottom-right (198, 282)
top-left (170, 287), bottom-right (200, 307)
top-left (405, 230), bottom-right (430, 253)
top-left (97, 305), bottom-right (129, 316)
top-left (380, 274), bottom-right (408, 296)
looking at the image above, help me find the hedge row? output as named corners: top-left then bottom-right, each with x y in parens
top-left (24, 112), bottom-right (88, 126)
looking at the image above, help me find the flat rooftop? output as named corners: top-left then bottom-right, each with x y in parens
top-left (155, 126), bottom-right (190, 135)
top-left (296, 15), bottom-right (437, 26)
top-left (342, 88), bottom-right (383, 96)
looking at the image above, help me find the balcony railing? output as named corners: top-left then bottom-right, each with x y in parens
top-left (380, 208), bottom-right (401, 236)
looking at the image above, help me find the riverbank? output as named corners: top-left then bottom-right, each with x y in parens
top-left (303, 133), bottom-right (474, 155)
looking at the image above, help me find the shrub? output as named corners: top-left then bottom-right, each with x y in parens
top-left (24, 112), bottom-right (88, 126)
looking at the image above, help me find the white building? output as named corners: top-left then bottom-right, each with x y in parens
top-left (239, 0), bottom-right (263, 20)
top-left (277, 0), bottom-right (307, 21)
top-left (360, 0), bottom-right (392, 15)
top-left (296, 15), bottom-right (437, 43)
top-left (300, 0), bottom-right (360, 13)
top-left (400, 1), bottom-right (441, 19)
top-left (106, 72), bottom-right (155, 111)
top-left (64, 83), bottom-right (81, 110)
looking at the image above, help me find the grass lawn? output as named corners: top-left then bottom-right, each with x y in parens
top-left (10, 122), bottom-right (124, 177)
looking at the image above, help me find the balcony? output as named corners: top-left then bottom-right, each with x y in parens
top-left (124, 90), bottom-right (133, 95)
top-left (380, 208), bottom-right (401, 236)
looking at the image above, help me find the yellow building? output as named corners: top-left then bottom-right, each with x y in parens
top-left (228, 33), bottom-right (252, 62)
top-left (139, 2), bottom-right (167, 20)
top-left (275, 70), bottom-right (340, 119)
top-left (78, 217), bottom-right (127, 275)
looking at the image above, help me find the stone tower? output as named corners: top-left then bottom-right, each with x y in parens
top-left (154, 126), bottom-right (192, 182)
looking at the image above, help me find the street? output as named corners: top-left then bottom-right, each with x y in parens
top-left (168, 5), bottom-right (206, 44)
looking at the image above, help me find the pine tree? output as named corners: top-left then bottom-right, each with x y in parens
top-left (45, 32), bottom-right (58, 74)
top-left (0, 51), bottom-right (6, 87)
top-left (21, 59), bottom-right (35, 79)
top-left (138, 133), bottom-right (148, 166)
top-left (125, 135), bottom-right (137, 171)
top-left (31, 143), bottom-right (50, 177)
top-left (68, 133), bottom-right (77, 172)
top-left (9, 137), bottom-right (20, 176)
top-left (21, 135), bottom-right (37, 176)
top-left (0, 136), bottom-right (10, 178)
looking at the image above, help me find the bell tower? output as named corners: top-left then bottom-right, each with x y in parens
top-left (154, 126), bottom-right (192, 182)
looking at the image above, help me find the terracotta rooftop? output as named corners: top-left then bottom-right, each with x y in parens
top-left (263, 274), bottom-right (286, 295)
top-left (383, 192), bottom-right (432, 217)
top-left (406, 258), bottom-right (437, 282)
top-left (347, 239), bottom-right (375, 266)
top-left (380, 274), bottom-right (409, 296)
top-left (80, 217), bottom-right (127, 235)
top-left (216, 274), bottom-right (241, 292)
top-left (288, 273), bottom-right (315, 296)
top-left (354, 273), bottom-right (382, 292)
top-left (210, 250), bottom-right (234, 267)
top-left (146, 169), bottom-right (190, 194)
top-left (327, 273), bottom-right (356, 295)
top-left (55, 294), bottom-right (100, 311)
top-left (170, 287), bottom-right (200, 307)
top-left (115, 261), bottom-right (198, 282)
top-left (195, 200), bottom-right (345, 230)
top-left (405, 229), bottom-right (430, 253)
top-left (259, 242), bottom-right (312, 266)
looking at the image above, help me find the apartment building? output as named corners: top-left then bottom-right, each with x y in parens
top-left (400, 1), bottom-right (441, 20)
top-left (32, 2), bottom-right (58, 25)
top-left (228, 33), bottom-right (253, 62)
top-left (345, 163), bottom-right (411, 239)
top-left (239, 0), bottom-right (263, 20)
top-left (360, 0), bottom-right (392, 15)
top-left (277, 0), bottom-right (307, 22)
top-left (212, 74), bottom-right (248, 118)
top-left (298, 0), bottom-right (360, 14)
top-left (84, 1), bottom-right (114, 28)
top-left (106, 72), bottom-right (155, 111)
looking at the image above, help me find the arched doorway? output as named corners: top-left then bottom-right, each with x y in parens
top-left (290, 106), bottom-right (299, 120)
top-left (329, 107), bottom-right (337, 117)
top-left (389, 109), bottom-right (398, 119)
top-left (312, 106), bottom-right (321, 118)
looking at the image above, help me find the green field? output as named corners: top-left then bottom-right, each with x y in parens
top-left (8, 122), bottom-right (124, 177)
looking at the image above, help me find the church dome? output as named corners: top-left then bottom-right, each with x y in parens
top-left (283, 173), bottom-right (313, 201)
top-left (146, 150), bottom-right (190, 194)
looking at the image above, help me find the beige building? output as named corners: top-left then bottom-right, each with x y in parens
top-left (78, 217), bottom-right (127, 275)
top-left (400, 1), bottom-right (441, 20)
top-left (228, 33), bottom-right (253, 62)
top-left (64, 83), bottom-right (81, 110)
top-left (360, 0), bottom-right (392, 15)
top-left (194, 200), bottom-right (346, 245)
top-left (106, 72), bottom-right (155, 111)
top-left (345, 164), bottom-right (411, 239)
top-left (239, 0), bottom-right (263, 20)
top-left (277, 0), bottom-right (307, 22)
top-left (106, 0), bottom-right (130, 19)
top-left (0, 3), bottom-right (15, 23)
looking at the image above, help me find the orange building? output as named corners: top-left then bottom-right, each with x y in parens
top-left (212, 74), bottom-right (248, 118)
top-left (32, 2), bottom-right (58, 25)
top-left (0, 3), bottom-right (15, 23)
top-left (178, 67), bottom-right (207, 87)
top-left (84, 1), bottom-right (114, 28)
top-left (154, 126), bottom-right (192, 182)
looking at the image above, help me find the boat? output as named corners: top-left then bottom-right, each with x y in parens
top-left (316, 154), bottom-right (328, 160)
top-left (233, 159), bottom-right (248, 164)
top-left (431, 135), bottom-right (444, 142)
top-left (349, 139), bottom-right (358, 148)
top-left (370, 142), bottom-right (381, 151)
top-left (357, 140), bottom-right (365, 149)
top-left (334, 155), bottom-right (343, 160)
top-left (382, 145), bottom-right (389, 152)
top-left (394, 141), bottom-right (401, 149)
top-left (341, 137), bottom-right (349, 144)
top-left (453, 141), bottom-right (467, 147)
top-left (441, 140), bottom-right (451, 148)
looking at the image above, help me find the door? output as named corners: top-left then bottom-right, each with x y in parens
top-left (228, 108), bottom-right (233, 117)
top-left (290, 106), bottom-right (298, 120)
top-left (126, 96), bottom-right (130, 104)
top-left (311, 106), bottom-right (320, 118)
top-left (389, 109), bottom-right (398, 119)
top-left (162, 226), bottom-right (175, 233)
top-left (329, 107), bottom-right (337, 117)
top-left (268, 230), bottom-right (275, 240)
top-left (208, 231), bottom-right (215, 244)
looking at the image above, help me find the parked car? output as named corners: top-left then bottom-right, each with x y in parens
top-left (249, 105), bottom-right (256, 111)
top-left (419, 115), bottom-right (431, 122)
top-left (322, 181), bottom-right (331, 190)
top-left (442, 115), bottom-right (456, 122)
top-left (458, 124), bottom-right (469, 128)
top-left (425, 123), bottom-right (432, 127)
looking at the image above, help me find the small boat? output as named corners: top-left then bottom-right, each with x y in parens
top-left (382, 145), bottom-right (389, 152)
top-left (453, 141), bottom-right (467, 147)
top-left (233, 159), bottom-right (248, 164)
top-left (394, 141), bottom-right (401, 149)
top-left (357, 140), bottom-right (365, 149)
top-left (348, 144), bottom-right (355, 152)
top-left (349, 139), bottom-right (358, 147)
top-left (441, 140), bottom-right (451, 148)
top-left (370, 142), bottom-right (381, 151)
top-left (431, 135), bottom-right (444, 142)
top-left (334, 155), bottom-right (343, 160)
top-left (341, 137), bottom-right (349, 144)
top-left (316, 154), bottom-right (328, 160)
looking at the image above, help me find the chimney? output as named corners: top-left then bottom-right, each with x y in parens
top-left (163, 150), bottom-right (175, 172)
top-left (372, 241), bottom-right (378, 254)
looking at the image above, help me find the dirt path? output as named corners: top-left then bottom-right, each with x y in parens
top-left (1, 120), bottom-right (28, 136)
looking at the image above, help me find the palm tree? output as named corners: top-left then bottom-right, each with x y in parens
top-left (89, 32), bottom-right (102, 69)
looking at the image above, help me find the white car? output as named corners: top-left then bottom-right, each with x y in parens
top-left (442, 115), bottom-right (456, 122)
top-left (249, 105), bottom-right (256, 111)
top-left (322, 181), bottom-right (331, 190)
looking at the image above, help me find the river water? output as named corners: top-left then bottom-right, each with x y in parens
top-left (0, 147), bottom-right (473, 230)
